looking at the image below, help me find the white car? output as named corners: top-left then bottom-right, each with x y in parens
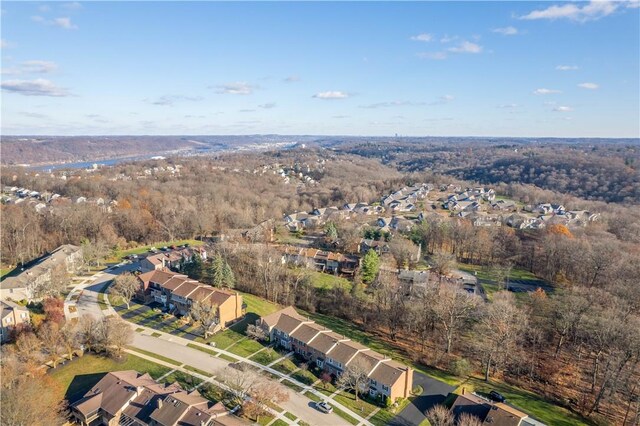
top-left (315, 401), bottom-right (333, 414)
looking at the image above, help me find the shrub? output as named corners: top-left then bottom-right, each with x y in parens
top-left (450, 358), bottom-right (472, 378)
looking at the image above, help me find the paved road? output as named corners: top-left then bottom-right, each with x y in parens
top-left (388, 372), bottom-right (455, 426)
top-left (73, 263), bottom-right (137, 319)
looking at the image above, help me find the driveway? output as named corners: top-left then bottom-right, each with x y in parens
top-left (74, 263), bottom-right (138, 319)
top-left (388, 372), bottom-right (455, 426)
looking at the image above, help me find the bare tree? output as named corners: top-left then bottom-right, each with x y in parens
top-left (60, 321), bottom-right (80, 361)
top-left (431, 284), bottom-right (481, 354)
top-left (474, 292), bottom-right (527, 382)
top-left (246, 324), bottom-right (268, 342)
top-left (425, 404), bottom-right (454, 426)
top-left (102, 316), bottom-right (133, 358)
top-left (188, 300), bottom-right (219, 338)
top-left (38, 321), bottom-right (62, 367)
top-left (458, 412), bottom-right (483, 426)
top-left (430, 251), bottom-right (456, 282)
top-left (110, 273), bottom-right (139, 309)
top-left (14, 331), bottom-right (43, 363)
top-left (336, 358), bottom-right (370, 403)
top-left (76, 315), bottom-right (102, 353)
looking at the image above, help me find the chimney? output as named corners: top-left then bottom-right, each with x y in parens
top-left (157, 398), bottom-right (163, 409)
top-left (462, 387), bottom-right (466, 395)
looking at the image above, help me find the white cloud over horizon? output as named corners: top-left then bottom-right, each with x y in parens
top-left (410, 33), bottom-right (433, 42)
top-left (492, 26), bottom-right (518, 35)
top-left (213, 82), bottom-right (255, 95)
top-left (313, 91), bottom-right (349, 99)
top-left (1, 78), bottom-right (71, 96)
top-left (520, 1), bottom-right (619, 22)
top-left (578, 82), bottom-right (599, 89)
top-left (448, 41), bottom-right (482, 54)
top-left (556, 65), bottom-right (579, 71)
top-left (534, 88), bottom-right (562, 95)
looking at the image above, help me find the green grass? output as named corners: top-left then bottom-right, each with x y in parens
top-left (304, 391), bottom-right (322, 402)
top-left (200, 382), bottom-right (229, 404)
top-left (240, 291), bottom-right (281, 317)
top-left (333, 390), bottom-right (378, 418)
top-left (271, 420), bottom-right (288, 426)
top-left (306, 270), bottom-right (352, 291)
top-left (108, 239), bottom-right (204, 261)
top-left (330, 405), bottom-right (359, 425)
top-left (272, 358), bottom-right (298, 375)
top-left (127, 347), bottom-right (181, 366)
top-left (184, 365), bottom-right (213, 377)
top-left (161, 370), bottom-right (203, 389)
top-left (187, 343), bottom-right (219, 356)
top-left (227, 338), bottom-right (266, 358)
top-left (49, 353), bottom-right (171, 403)
top-left (281, 379), bottom-right (305, 393)
top-left (135, 327), bottom-right (145, 332)
top-left (369, 397), bottom-right (411, 426)
top-left (284, 412), bottom-right (297, 421)
top-left (204, 328), bottom-right (245, 349)
top-left (249, 347), bottom-right (280, 365)
top-left (0, 267), bottom-right (14, 279)
top-left (218, 353), bottom-right (237, 362)
top-left (257, 414), bottom-right (275, 426)
top-left (151, 332), bottom-right (162, 338)
top-left (458, 377), bottom-right (595, 426)
top-left (291, 369), bottom-right (317, 386)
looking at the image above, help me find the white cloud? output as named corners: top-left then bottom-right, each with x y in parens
top-left (578, 82), bottom-right (599, 89)
top-left (417, 51), bottom-right (447, 60)
top-left (497, 103), bottom-right (519, 109)
top-left (214, 82), bottom-right (255, 95)
top-left (360, 100), bottom-right (426, 109)
top-left (410, 33), bottom-right (433, 42)
top-left (556, 65), bottom-right (579, 71)
top-left (440, 94), bottom-right (455, 102)
top-left (147, 94), bottom-right (204, 106)
top-left (313, 91), bottom-right (349, 99)
top-left (553, 106), bottom-right (573, 112)
top-left (0, 39), bottom-right (13, 49)
top-left (38, 5), bottom-right (51, 12)
top-left (492, 26), bottom-right (518, 35)
top-left (284, 75), bottom-right (300, 83)
top-left (1, 78), bottom-right (70, 96)
top-left (628, 0), bottom-right (640, 8)
top-left (62, 2), bottom-right (83, 10)
top-left (32, 15), bottom-right (78, 29)
top-left (448, 41), bottom-right (483, 54)
top-left (54, 17), bottom-right (78, 29)
top-left (21, 60), bottom-right (57, 73)
top-left (440, 35), bottom-right (458, 43)
top-left (520, 1), bottom-right (619, 22)
top-left (259, 102), bottom-right (276, 109)
top-left (533, 88), bottom-right (561, 95)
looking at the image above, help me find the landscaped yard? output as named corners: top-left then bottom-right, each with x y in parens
top-left (226, 338), bottom-right (266, 358)
top-left (306, 270), bottom-right (353, 291)
top-left (456, 377), bottom-right (594, 426)
top-left (272, 358), bottom-right (298, 375)
top-left (290, 368), bottom-right (317, 386)
top-left (249, 347), bottom-right (281, 365)
top-left (48, 353), bottom-right (172, 403)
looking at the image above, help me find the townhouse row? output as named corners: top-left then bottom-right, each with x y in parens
top-left (137, 270), bottom-right (243, 330)
top-left (257, 307), bottom-right (413, 402)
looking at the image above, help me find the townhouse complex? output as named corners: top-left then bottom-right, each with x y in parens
top-left (137, 270), bottom-right (243, 329)
top-left (0, 300), bottom-right (30, 342)
top-left (70, 370), bottom-right (248, 426)
top-left (257, 307), bottom-right (413, 402)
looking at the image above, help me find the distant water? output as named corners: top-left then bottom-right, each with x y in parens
top-left (31, 155), bottom-right (150, 172)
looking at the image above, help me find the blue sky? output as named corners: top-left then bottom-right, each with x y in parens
top-left (1, 1), bottom-right (639, 137)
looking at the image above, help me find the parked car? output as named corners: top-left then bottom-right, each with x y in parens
top-left (161, 246), bottom-right (169, 251)
top-left (315, 401), bottom-right (333, 414)
top-left (149, 247), bottom-right (158, 253)
top-left (489, 390), bottom-right (506, 403)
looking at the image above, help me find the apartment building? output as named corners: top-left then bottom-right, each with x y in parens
top-left (70, 370), bottom-right (249, 426)
top-left (257, 306), bottom-right (413, 402)
top-left (137, 270), bottom-right (243, 329)
top-left (0, 300), bottom-right (30, 343)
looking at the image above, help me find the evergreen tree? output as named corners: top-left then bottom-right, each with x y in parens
top-left (211, 255), bottom-right (225, 288)
top-left (361, 250), bottom-right (380, 284)
top-left (324, 222), bottom-right (338, 242)
top-left (222, 261), bottom-right (235, 288)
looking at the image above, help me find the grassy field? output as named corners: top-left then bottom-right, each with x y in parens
top-left (457, 377), bottom-right (595, 426)
top-left (161, 370), bottom-right (203, 390)
top-left (226, 338), bottom-right (266, 358)
top-left (249, 347), bottom-right (281, 365)
top-left (48, 353), bottom-right (172, 403)
top-left (107, 239), bottom-right (204, 261)
top-left (127, 347), bottom-right (181, 366)
top-left (272, 358), bottom-right (298, 375)
top-left (306, 270), bottom-right (353, 291)
top-left (0, 267), bottom-right (14, 280)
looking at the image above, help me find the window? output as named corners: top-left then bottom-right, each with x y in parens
top-left (382, 385), bottom-right (389, 391)
top-left (5, 317), bottom-right (12, 324)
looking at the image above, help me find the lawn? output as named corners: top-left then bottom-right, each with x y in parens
top-left (184, 365), bottom-right (213, 377)
top-left (249, 347), bottom-right (280, 365)
top-left (281, 379), bottom-right (305, 393)
top-left (290, 368), bottom-right (318, 386)
top-left (127, 347), bottom-right (181, 366)
top-left (240, 291), bottom-right (281, 317)
top-left (0, 266), bottom-right (14, 279)
top-left (48, 353), bottom-right (171, 403)
top-left (187, 343), bottom-right (218, 356)
top-left (333, 390), bottom-right (378, 419)
top-left (306, 270), bottom-right (353, 291)
top-left (226, 338), bottom-right (266, 358)
top-left (272, 358), bottom-right (298, 375)
top-left (205, 328), bottom-right (245, 349)
top-left (457, 377), bottom-right (595, 426)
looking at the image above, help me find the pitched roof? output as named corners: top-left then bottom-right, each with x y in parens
top-left (326, 340), bottom-right (369, 365)
top-left (307, 331), bottom-right (348, 355)
top-left (368, 360), bottom-right (406, 388)
top-left (484, 403), bottom-right (528, 426)
top-left (450, 393), bottom-right (492, 421)
top-left (260, 306), bottom-right (305, 329)
top-left (171, 281), bottom-right (201, 298)
top-left (290, 322), bottom-right (327, 345)
top-left (138, 270), bottom-right (180, 286)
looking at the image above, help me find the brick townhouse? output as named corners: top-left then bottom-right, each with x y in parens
top-left (257, 306), bottom-right (413, 402)
top-left (137, 270), bottom-right (243, 329)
